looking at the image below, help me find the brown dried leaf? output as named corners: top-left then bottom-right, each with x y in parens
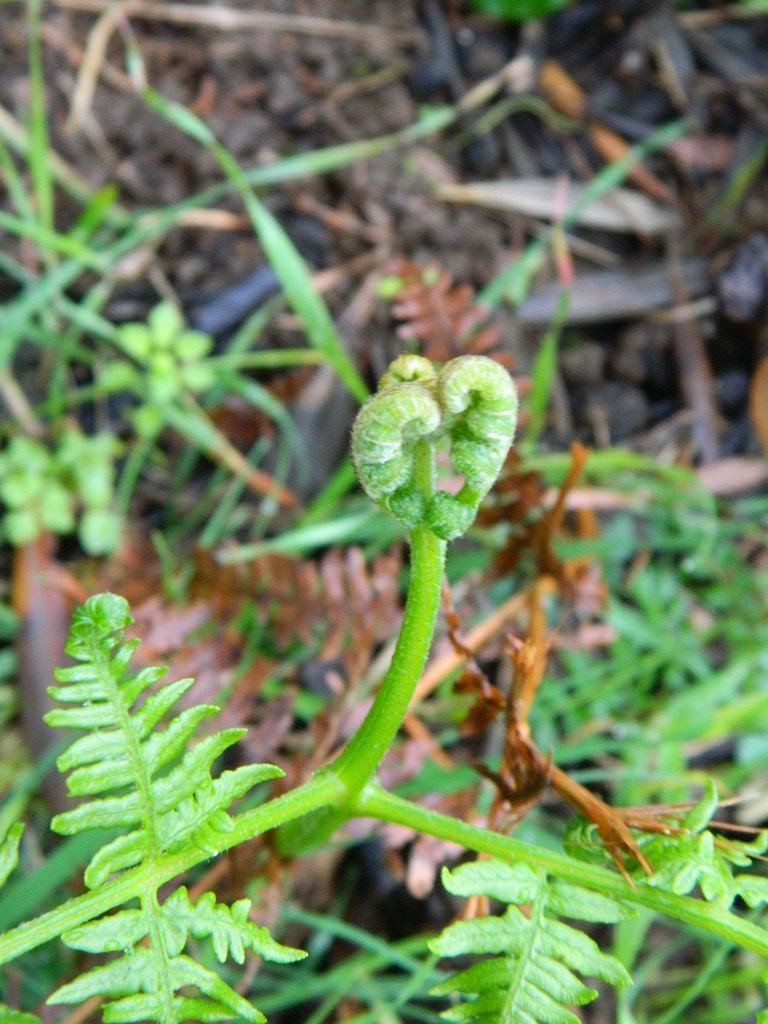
top-left (382, 259), bottom-right (510, 365)
top-left (696, 456), bottom-right (768, 495)
top-left (550, 764), bottom-right (652, 881)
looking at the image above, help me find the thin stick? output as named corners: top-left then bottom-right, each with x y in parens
top-left (65, 4), bottom-right (122, 132)
top-left (411, 590), bottom-right (539, 706)
top-left (51, 0), bottom-right (419, 44)
top-left (667, 236), bottom-right (719, 463)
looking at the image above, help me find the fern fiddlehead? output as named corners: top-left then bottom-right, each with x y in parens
top-left (429, 356), bottom-right (518, 539)
top-left (44, 593), bottom-right (304, 1024)
top-left (280, 356), bottom-right (516, 854)
top-left (352, 354), bottom-right (517, 540)
top-left (351, 355), bottom-right (440, 528)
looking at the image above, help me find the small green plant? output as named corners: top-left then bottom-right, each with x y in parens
top-left (0, 430), bottom-right (120, 554)
top-left (0, 355), bottom-right (767, 1023)
top-left (103, 301), bottom-right (217, 439)
top-left (430, 861), bottom-right (633, 1024)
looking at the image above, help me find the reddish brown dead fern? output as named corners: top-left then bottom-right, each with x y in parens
top-left (381, 259), bottom-right (511, 366)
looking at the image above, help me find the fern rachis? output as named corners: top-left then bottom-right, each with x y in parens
top-left (40, 593), bottom-right (304, 1023)
top-left (0, 357), bottom-right (767, 1022)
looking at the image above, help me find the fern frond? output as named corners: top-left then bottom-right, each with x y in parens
top-left (49, 947), bottom-right (267, 1023)
top-left (0, 823), bottom-right (23, 890)
top-left (51, 889), bottom-right (305, 1022)
top-left (45, 593), bottom-right (282, 888)
top-left (638, 786), bottom-right (767, 907)
top-left (565, 781), bottom-right (768, 909)
top-left (43, 593), bottom-right (302, 1023)
top-left (430, 861), bottom-right (632, 1024)
top-left (63, 888), bottom-right (304, 966)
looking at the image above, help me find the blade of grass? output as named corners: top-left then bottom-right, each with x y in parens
top-left (26, 0), bottom-right (54, 234)
top-left (141, 86), bottom-right (370, 403)
top-left (708, 131), bottom-right (768, 226)
top-left (166, 396), bottom-right (297, 508)
top-left (0, 102), bottom-right (458, 370)
top-left (217, 505), bottom-right (400, 561)
top-left (0, 137), bottom-right (34, 222)
top-left (480, 118), bottom-right (687, 306)
top-left (198, 439), bottom-right (271, 548)
top-left (520, 288), bottom-right (570, 451)
top-left (0, 208), bottom-right (106, 266)
top-left (209, 348), bottom-right (325, 370)
top-left (299, 458), bottom-right (359, 526)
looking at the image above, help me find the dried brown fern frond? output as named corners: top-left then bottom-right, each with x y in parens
top-left (194, 545), bottom-right (402, 684)
top-left (381, 258), bottom-right (511, 366)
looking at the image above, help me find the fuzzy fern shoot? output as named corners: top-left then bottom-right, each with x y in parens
top-left (2, 358), bottom-right (768, 1024)
top-left (352, 354), bottom-right (517, 540)
top-left (44, 593), bottom-right (305, 1023)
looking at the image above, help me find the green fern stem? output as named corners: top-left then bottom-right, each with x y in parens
top-left (0, 772), bottom-right (341, 967)
top-left (143, 884), bottom-right (176, 1021)
top-left (353, 782), bottom-right (768, 958)
top-left (277, 440), bottom-right (446, 854)
top-left (332, 523), bottom-right (445, 793)
top-left (3, 765), bottom-right (768, 966)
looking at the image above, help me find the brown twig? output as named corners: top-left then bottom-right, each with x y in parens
top-left (410, 589), bottom-right (537, 707)
top-left (64, 4), bottom-right (122, 132)
top-left (667, 237), bottom-right (720, 463)
top-left (51, 0), bottom-right (418, 44)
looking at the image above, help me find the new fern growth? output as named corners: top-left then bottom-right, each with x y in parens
top-left (430, 860), bottom-right (633, 1024)
top-left (44, 593), bottom-right (304, 1023)
top-left (1, 355), bottom-right (768, 1023)
top-left (352, 354), bottom-right (517, 540)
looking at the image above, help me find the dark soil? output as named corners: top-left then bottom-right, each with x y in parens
top-left (3, 0), bottom-right (767, 470)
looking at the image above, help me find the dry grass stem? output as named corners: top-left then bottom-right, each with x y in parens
top-left (52, 0), bottom-right (418, 44)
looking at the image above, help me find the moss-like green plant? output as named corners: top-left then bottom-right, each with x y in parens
top-left (0, 431), bottom-right (120, 553)
top-left (103, 301), bottom-right (217, 438)
top-left (0, 356), bottom-right (767, 1023)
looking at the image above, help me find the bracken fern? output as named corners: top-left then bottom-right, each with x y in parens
top-left (43, 593), bottom-right (305, 1023)
top-left (565, 781), bottom-right (768, 910)
top-left (1, 357), bottom-right (768, 1023)
top-left (429, 860), bottom-right (633, 1024)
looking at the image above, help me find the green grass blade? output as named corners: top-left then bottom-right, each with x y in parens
top-left (217, 506), bottom-right (400, 561)
top-left (520, 289), bottom-right (570, 451)
top-left (481, 118), bottom-right (687, 306)
top-left (141, 86), bottom-right (369, 403)
top-left (26, 0), bottom-right (53, 233)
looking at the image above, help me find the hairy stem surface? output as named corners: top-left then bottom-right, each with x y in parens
top-left (354, 783), bottom-right (768, 957)
top-left (331, 521), bottom-right (445, 795)
top-left (0, 773), bottom-right (341, 965)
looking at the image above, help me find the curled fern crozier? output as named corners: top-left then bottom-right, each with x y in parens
top-left (351, 377), bottom-right (440, 529)
top-left (352, 354), bottom-right (517, 540)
